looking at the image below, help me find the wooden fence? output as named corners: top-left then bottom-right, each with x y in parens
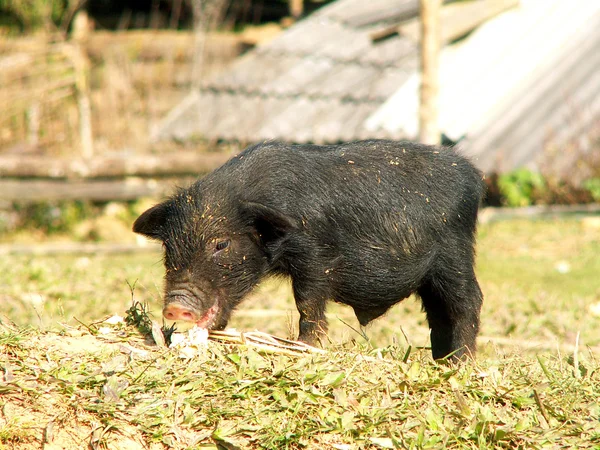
top-left (0, 41), bottom-right (93, 157)
top-left (0, 31), bottom-right (245, 203)
top-left (0, 151), bottom-right (235, 201)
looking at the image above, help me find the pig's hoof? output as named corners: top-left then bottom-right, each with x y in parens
top-left (298, 333), bottom-right (327, 348)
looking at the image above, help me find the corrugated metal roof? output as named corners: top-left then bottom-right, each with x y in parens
top-left (365, 0), bottom-right (600, 172)
top-left (461, 2), bottom-right (600, 172)
top-left (157, 0), bottom-right (600, 173)
top-left (325, 0), bottom-right (419, 27)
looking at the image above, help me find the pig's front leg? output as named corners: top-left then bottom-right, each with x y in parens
top-left (292, 279), bottom-right (328, 347)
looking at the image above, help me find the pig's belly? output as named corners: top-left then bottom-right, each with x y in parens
top-left (328, 247), bottom-right (433, 308)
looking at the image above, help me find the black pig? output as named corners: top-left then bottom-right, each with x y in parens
top-left (133, 140), bottom-right (484, 360)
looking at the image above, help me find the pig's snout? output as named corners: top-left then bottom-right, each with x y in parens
top-left (163, 303), bottom-right (198, 322)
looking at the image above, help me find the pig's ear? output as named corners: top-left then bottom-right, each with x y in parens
top-left (132, 203), bottom-right (169, 240)
top-left (241, 201), bottom-right (297, 243)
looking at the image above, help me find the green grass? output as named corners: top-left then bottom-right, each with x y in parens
top-left (1, 320), bottom-right (599, 449)
top-left (1, 216), bottom-right (600, 449)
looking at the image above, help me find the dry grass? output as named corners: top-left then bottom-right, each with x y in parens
top-left (1, 315), bottom-right (599, 449)
top-left (0, 31), bottom-right (241, 156)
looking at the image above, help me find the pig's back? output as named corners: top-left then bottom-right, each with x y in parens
top-left (224, 140), bottom-right (483, 233)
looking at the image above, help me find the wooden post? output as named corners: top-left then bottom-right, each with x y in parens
top-left (419, 0), bottom-right (441, 145)
top-left (190, 0), bottom-right (228, 91)
top-left (72, 10), bottom-right (91, 42)
top-left (26, 102), bottom-right (40, 146)
top-left (71, 12), bottom-right (94, 157)
top-left (71, 37), bottom-right (94, 158)
top-left (290, 0), bottom-right (304, 19)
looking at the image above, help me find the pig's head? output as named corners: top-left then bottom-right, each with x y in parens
top-left (133, 189), bottom-right (296, 330)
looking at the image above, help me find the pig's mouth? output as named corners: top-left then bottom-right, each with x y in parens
top-left (163, 292), bottom-right (221, 330)
top-left (195, 301), bottom-right (219, 329)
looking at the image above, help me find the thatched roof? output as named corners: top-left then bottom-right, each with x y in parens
top-left (156, 0), bottom-right (420, 143)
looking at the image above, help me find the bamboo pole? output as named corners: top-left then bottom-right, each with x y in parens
top-left (289, 0), bottom-right (304, 19)
top-left (419, 0), bottom-right (441, 145)
top-left (71, 42), bottom-right (94, 157)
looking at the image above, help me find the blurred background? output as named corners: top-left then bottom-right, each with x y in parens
top-left (0, 1), bottom-right (599, 347)
top-left (1, 0), bottom-right (599, 213)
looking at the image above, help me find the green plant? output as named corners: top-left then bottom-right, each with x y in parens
top-left (14, 201), bottom-right (95, 234)
top-left (497, 168), bottom-right (546, 207)
top-left (125, 284), bottom-right (176, 344)
top-left (125, 299), bottom-right (154, 337)
top-left (0, 0), bottom-right (70, 32)
top-left (583, 178), bottom-right (600, 202)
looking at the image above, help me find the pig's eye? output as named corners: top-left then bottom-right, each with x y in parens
top-left (215, 240), bottom-right (230, 252)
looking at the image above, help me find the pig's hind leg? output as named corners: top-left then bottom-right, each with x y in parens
top-left (418, 267), bottom-right (482, 361)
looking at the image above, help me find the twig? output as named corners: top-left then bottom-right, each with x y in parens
top-left (207, 330), bottom-right (327, 355)
top-left (74, 317), bottom-right (95, 334)
top-left (573, 331), bottom-right (581, 379)
top-left (533, 388), bottom-right (550, 428)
